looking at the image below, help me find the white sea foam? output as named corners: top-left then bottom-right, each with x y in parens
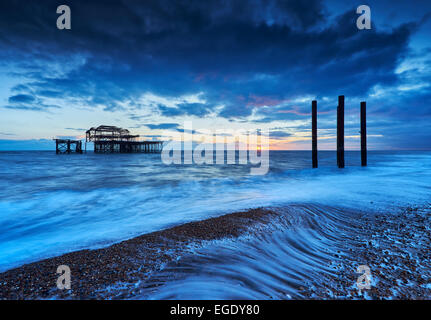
top-left (0, 151), bottom-right (430, 271)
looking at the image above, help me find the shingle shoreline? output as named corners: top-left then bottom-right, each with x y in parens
top-left (0, 208), bottom-right (277, 299)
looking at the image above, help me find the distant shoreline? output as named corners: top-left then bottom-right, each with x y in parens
top-left (1, 149), bottom-right (431, 152)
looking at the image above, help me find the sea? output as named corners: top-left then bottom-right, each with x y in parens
top-left (0, 150), bottom-right (430, 298)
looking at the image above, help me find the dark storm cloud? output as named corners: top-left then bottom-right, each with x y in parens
top-left (0, 1), bottom-right (419, 104)
top-left (4, 104), bottom-right (60, 111)
top-left (6, 92), bottom-right (60, 111)
top-left (144, 123), bottom-right (181, 130)
top-left (10, 84), bottom-right (32, 93)
top-left (139, 122), bottom-right (201, 134)
top-left (158, 103), bottom-right (212, 117)
top-left (0, 0), bottom-right (430, 148)
top-left (37, 90), bottom-right (63, 98)
top-left (8, 94), bottom-right (35, 104)
top-left (269, 130), bottom-right (292, 140)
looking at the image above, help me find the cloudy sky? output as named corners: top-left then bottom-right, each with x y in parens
top-left (0, 0), bottom-right (430, 150)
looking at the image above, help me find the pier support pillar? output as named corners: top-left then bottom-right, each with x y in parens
top-left (312, 100), bottom-right (318, 168)
top-left (361, 101), bottom-right (367, 167)
top-left (337, 95), bottom-right (345, 168)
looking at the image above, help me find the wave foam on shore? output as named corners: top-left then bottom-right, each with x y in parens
top-left (1, 203), bottom-right (430, 300)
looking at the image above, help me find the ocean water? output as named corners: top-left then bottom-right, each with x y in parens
top-left (0, 150), bottom-right (430, 274)
top-left (136, 205), bottom-right (364, 299)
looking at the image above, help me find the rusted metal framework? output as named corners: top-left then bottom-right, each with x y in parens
top-left (85, 125), bottom-right (163, 153)
top-left (86, 125), bottom-right (139, 142)
top-left (54, 139), bottom-right (83, 154)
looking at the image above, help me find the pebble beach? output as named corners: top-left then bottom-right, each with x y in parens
top-left (0, 204), bottom-right (429, 300)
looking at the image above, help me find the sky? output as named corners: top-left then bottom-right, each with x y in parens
top-left (0, 0), bottom-right (430, 150)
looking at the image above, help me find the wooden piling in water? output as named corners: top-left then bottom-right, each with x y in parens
top-left (361, 101), bottom-right (367, 167)
top-left (312, 100), bottom-right (318, 168)
top-left (337, 95), bottom-right (345, 168)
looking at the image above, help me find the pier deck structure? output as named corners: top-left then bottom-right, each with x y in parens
top-left (85, 125), bottom-right (163, 153)
top-left (54, 139), bottom-right (83, 154)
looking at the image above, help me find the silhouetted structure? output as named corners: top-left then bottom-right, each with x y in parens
top-left (312, 100), bottom-right (318, 168)
top-left (85, 125), bottom-right (163, 153)
top-left (55, 139), bottom-right (83, 154)
top-left (361, 101), bottom-right (367, 166)
top-left (310, 96), bottom-right (368, 168)
top-left (337, 95), bottom-right (345, 168)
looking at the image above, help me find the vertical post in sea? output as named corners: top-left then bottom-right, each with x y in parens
top-left (337, 95), bottom-right (345, 168)
top-left (361, 101), bottom-right (367, 167)
top-left (312, 100), bottom-right (318, 168)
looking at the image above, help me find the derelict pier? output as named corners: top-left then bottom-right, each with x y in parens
top-left (85, 125), bottom-right (163, 153)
